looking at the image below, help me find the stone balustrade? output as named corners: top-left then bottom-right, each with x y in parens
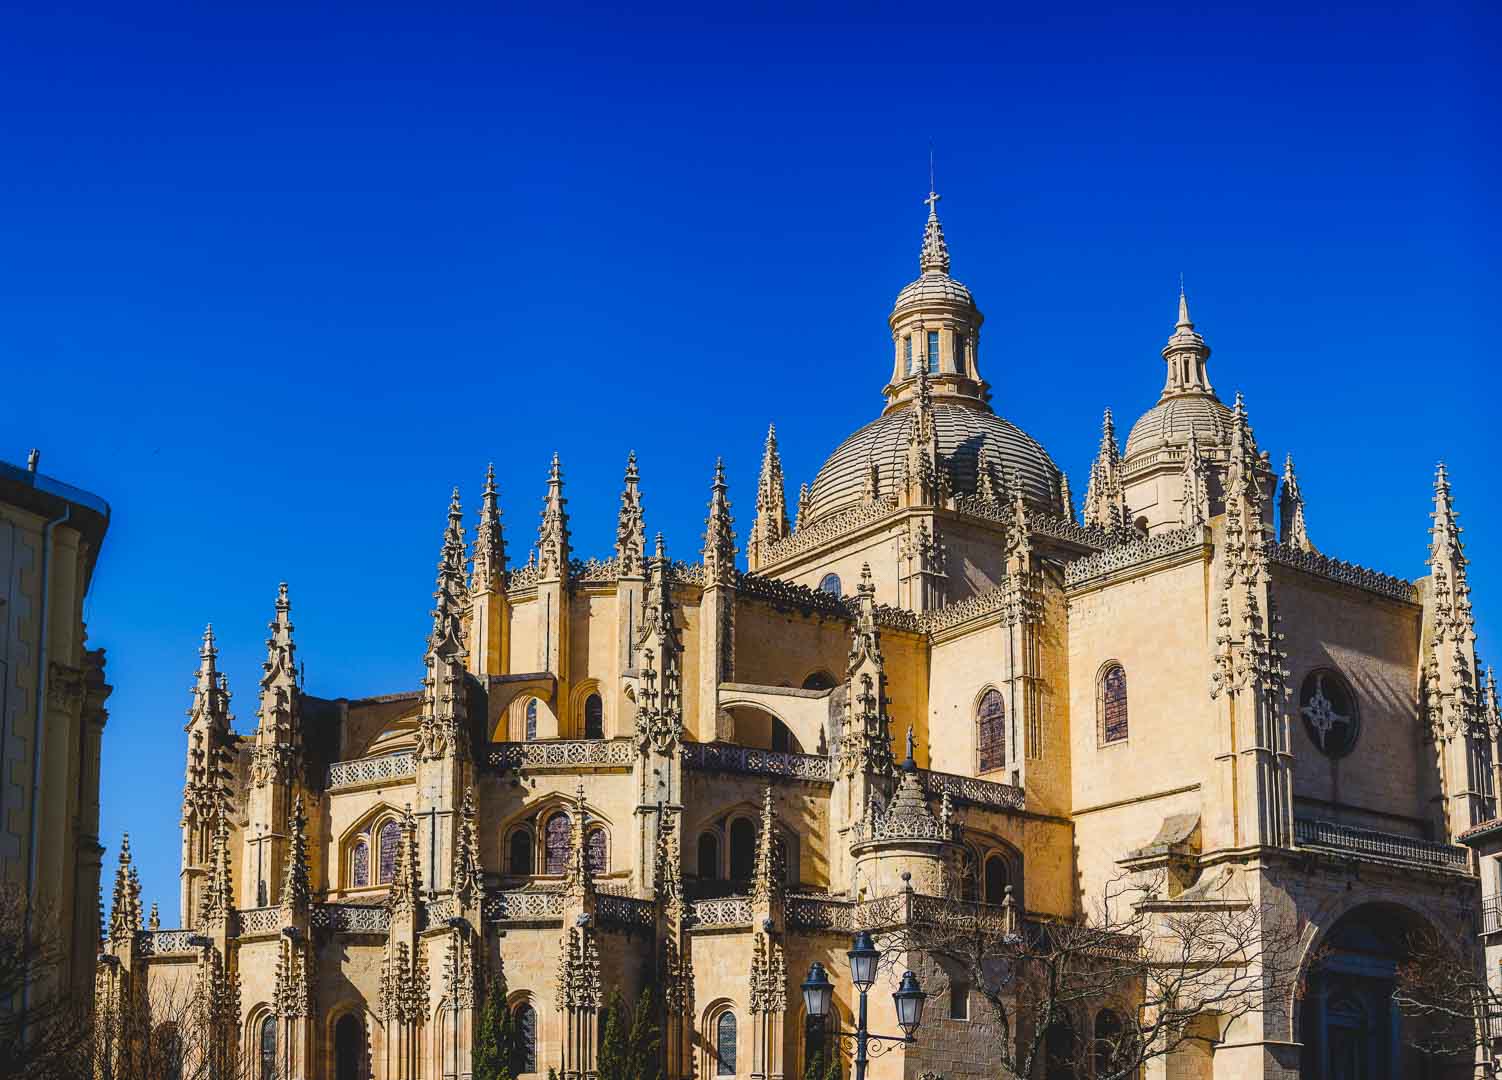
top-left (1294, 817), bottom-right (1470, 871)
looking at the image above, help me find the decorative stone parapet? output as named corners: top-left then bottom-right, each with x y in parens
top-left (1267, 543), bottom-right (1418, 604)
top-left (680, 741), bottom-right (836, 783)
top-left (1294, 817), bottom-right (1469, 871)
top-left (486, 739), bottom-right (636, 772)
top-left (1064, 525), bottom-right (1207, 589)
top-left (326, 751), bottom-right (417, 791)
top-left (920, 769), bottom-right (1025, 812)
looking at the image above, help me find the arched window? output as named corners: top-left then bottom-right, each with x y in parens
top-left (984, 854), bottom-right (1009, 904)
top-left (377, 820), bottom-right (401, 884)
top-left (804, 1011), bottom-right (838, 1077)
top-left (509, 829), bottom-right (533, 877)
top-left (729, 818), bottom-right (756, 880)
top-left (524, 698), bottom-right (538, 742)
top-left (926, 330), bottom-right (940, 373)
top-left (1100, 664), bottom-right (1128, 744)
top-left (977, 689), bottom-right (1006, 772)
top-left (771, 718), bottom-right (791, 753)
top-left (801, 670), bottom-right (836, 692)
top-left (905, 335), bottom-right (914, 374)
top-left (953, 332), bottom-right (968, 374)
top-left (544, 813), bottom-right (571, 875)
top-left (513, 1003), bottom-right (537, 1074)
top-left (818, 573), bottom-right (842, 596)
top-left (259, 1014), bottom-right (277, 1080)
top-left (698, 833), bottom-right (720, 880)
top-left (586, 827), bottom-right (608, 875)
top-left (584, 693), bottom-right (604, 739)
top-left (350, 838), bottom-right (370, 888)
top-left (334, 1013), bottom-right (364, 1080)
top-left (1095, 1008), bottom-right (1134, 1078)
top-left (715, 1012), bottom-right (737, 1076)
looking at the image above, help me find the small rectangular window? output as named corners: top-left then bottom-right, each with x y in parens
top-left (954, 333), bottom-right (967, 374)
top-left (927, 330), bottom-right (939, 373)
top-left (949, 981), bottom-right (970, 1021)
top-left (905, 335), bottom-right (914, 373)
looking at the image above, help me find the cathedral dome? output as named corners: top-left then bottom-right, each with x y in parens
top-left (806, 402), bottom-right (1061, 525)
top-left (1123, 394), bottom-right (1234, 459)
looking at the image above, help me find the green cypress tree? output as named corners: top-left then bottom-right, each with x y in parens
top-left (596, 990), bottom-right (628, 1080)
top-left (625, 987), bottom-right (662, 1080)
top-left (473, 971), bottom-right (517, 1080)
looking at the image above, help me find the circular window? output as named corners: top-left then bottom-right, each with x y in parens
top-left (1299, 668), bottom-right (1360, 758)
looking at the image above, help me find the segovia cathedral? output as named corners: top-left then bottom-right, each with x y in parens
top-left (98, 193), bottom-right (1496, 1080)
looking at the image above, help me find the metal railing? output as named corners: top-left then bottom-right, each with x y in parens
top-left (1294, 817), bottom-right (1470, 872)
top-left (1482, 897), bottom-right (1502, 935)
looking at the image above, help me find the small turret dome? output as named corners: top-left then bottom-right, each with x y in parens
top-left (1123, 290), bottom-right (1231, 462)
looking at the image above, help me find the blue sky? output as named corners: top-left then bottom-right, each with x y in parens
top-left (1, 2), bottom-right (1496, 919)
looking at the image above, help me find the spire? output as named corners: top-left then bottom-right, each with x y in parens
top-left (635, 533), bottom-right (684, 753)
top-left (280, 797), bottom-right (310, 914)
top-left (471, 464), bottom-right (507, 595)
top-left (794, 482), bottom-right (811, 531)
top-left (1058, 471), bottom-right (1075, 523)
top-left (199, 812), bottom-right (234, 927)
top-left (256, 583), bottom-right (299, 747)
top-left (1224, 393), bottom-right (1265, 524)
top-left (862, 460), bottom-right (881, 505)
top-left (561, 781), bottom-right (595, 899)
top-left (920, 188), bottom-right (950, 275)
top-left (108, 835), bottom-right (141, 941)
top-left (1180, 431), bottom-right (1211, 529)
top-left (1429, 462), bottom-right (1476, 643)
top-left (1278, 454), bottom-right (1312, 551)
top-left (184, 625), bottom-right (232, 826)
top-left (1160, 286), bottom-right (1214, 398)
top-left (616, 451), bottom-right (647, 577)
top-left (749, 785), bottom-right (784, 909)
top-left (842, 563), bottom-right (895, 778)
top-left (188, 624), bottom-right (233, 734)
top-left (536, 453), bottom-right (571, 579)
top-left (703, 458), bottom-right (737, 585)
top-left (752, 426), bottom-right (789, 559)
top-left (1083, 409), bottom-right (1129, 535)
top-left (419, 490), bottom-right (471, 761)
top-left (148, 902), bottom-right (160, 932)
top-left (452, 787), bottom-right (484, 909)
top-left (386, 806), bottom-right (423, 918)
top-left (899, 365), bottom-right (944, 507)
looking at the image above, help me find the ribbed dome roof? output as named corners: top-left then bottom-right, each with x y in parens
top-left (892, 274), bottom-right (975, 313)
top-left (1123, 394), bottom-right (1234, 460)
top-left (807, 403), bottom-right (1060, 524)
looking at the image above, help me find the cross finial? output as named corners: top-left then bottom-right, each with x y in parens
top-left (924, 189), bottom-right (941, 217)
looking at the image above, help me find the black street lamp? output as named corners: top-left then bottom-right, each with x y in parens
top-left (802, 934), bottom-right (927, 1080)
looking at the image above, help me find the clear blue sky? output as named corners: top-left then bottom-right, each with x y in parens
top-left (2, 2), bottom-right (1496, 921)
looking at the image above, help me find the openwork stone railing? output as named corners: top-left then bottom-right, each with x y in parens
top-left (688, 896), bottom-right (752, 926)
top-left (787, 894), bottom-right (854, 932)
top-left (1268, 543), bottom-right (1419, 604)
top-left (850, 807), bottom-right (957, 845)
top-left (681, 742), bottom-right (835, 783)
top-left (487, 739), bottom-right (636, 771)
top-left (1064, 526), bottom-right (1207, 589)
top-left (762, 498), bottom-right (899, 565)
top-left (137, 929), bottom-right (198, 955)
top-left (669, 561), bottom-right (706, 587)
top-left (737, 572), bottom-right (849, 617)
top-left (1028, 512), bottom-right (1113, 550)
top-left (597, 893), bottom-right (655, 930)
top-left (921, 583), bottom-right (1013, 634)
top-left (920, 770), bottom-right (1025, 812)
top-left (573, 557), bottom-right (620, 584)
top-left (486, 890), bottom-right (567, 923)
top-left (1294, 818), bottom-right (1470, 871)
top-left (237, 907), bottom-right (281, 936)
top-left (326, 751), bottom-right (417, 791)
top-left (312, 903), bottom-right (391, 934)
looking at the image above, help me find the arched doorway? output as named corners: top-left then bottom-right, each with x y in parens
top-left (335, 1012), bottom-right (364, 1080)
top-left (1299, 903), bottom-right (1459, 1080)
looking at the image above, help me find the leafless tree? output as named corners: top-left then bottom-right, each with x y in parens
top-left (1393, 923), bottom-right (1498, 1073)
top-left (0, 883), bottom-right (95, 1080)
top-left (874, 873), bottom-right (1304, 1080)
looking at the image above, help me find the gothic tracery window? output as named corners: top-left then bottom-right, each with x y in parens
top-left (509, 828), bottom-right (533, 876)
top-left (1100, 664), bottom-right (1128, 744)
top-left (350, 838), bottom-right (370, 888)
top-left (977, 688), bottom-right (1006, 772)
top-left (984, 853), bottom-right (1009, 903)
top-left (586, 826), bottom-right (608, 875)
top-left (716, 1011), bottom-right (737, 1076)
top-left (584, 693), bottom-right (604, 739)
top-left (729, 818), bottom-right (756, 880)
top-left (698, 832), bottom-right (720, 880)
top-left (1299, 668), bottom-right (1360, 758)
top-left (818, 573), bottom-right (842, 596)
top-left (259, 1014), bottom-right (277, 1080)
top-left (524, 698), bottom-right (538, 742)
top-left (514, 1003), bottom-right (537, 1074)
top-left (544, 813), bottom-right (571, 875)
top-left (377, 820), bottom-right (401, 884)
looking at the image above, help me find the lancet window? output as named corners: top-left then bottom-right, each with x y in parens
top-left (584, 693), bottom-right (604, 739)
top-left (544, 812), bottom-right (571, 875)
top-left (1100, 664), bottom-right (1128, 744)
top-left (977, 688), bottom-right (1006, 772)
top-left (377, 819), bottom-right (401, 883)
top-left (715, 1012), bottom-right (737, 1076)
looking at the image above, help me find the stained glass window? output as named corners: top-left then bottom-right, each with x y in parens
top-left (716, 1012), bottom-right (737, 1075)
top-left (729, 819), bottom-right (755, 880)
top-left (905, 335), bottom-right (914, 374)
top-left (509, 829), bottom-right (533, 876)
top-left (525, 698), bottom-right (538, 742)
top-left (584, 694), bottom-right (603, 739)
top-left (259, 1015), bottom-right (277, 1080)
top-left (586, 827), bottom-right (607, 875)
top-left (977, 689), bottom-right (1006, 772)
top-left (927, 330), bottom-right (940, 373)
top-left (351, 839), bottom-right (370, 888)
top-left (544, 813), bottom-right (571, 875)
top-left (818, 573), bottom-right (841, 596)
top-left (514, 1004), bottom-right (537, 1074)
top-left (378, 820), bottom-right (401, 884)
top-left (1100, 665), bottom-right (1128, 744)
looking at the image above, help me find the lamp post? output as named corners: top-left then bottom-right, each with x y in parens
top-left (802, 932), bottom-right (927, 1080)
